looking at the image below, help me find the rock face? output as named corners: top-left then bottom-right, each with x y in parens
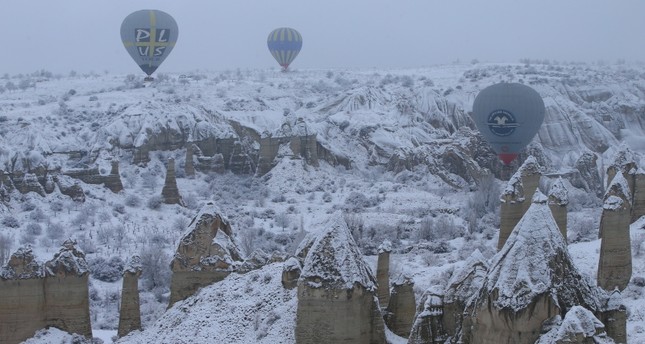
top-left (376, 240), bottom-right (392, 309)
top-left (468, 192), bottom-right (600, 344)
top-left (573, 151), bottom-right (603, 198)
top-left (441, 249), bottom-right (488, 340)
top-left (535, 306), bottom-right (614, 344)
top-left (384, 275), bottom-right (416, 338)
top-left (0, 242), bottom-right (92, 344)
top-left (161, 158), bottom-right (183, 205)
top-left (597, 173), bottom-right (632, 291)
top-left (597, 290), bottom-right (627, 344)
top-left (55, 175), bottom-right (86, 202)
top-left (184, 144), bottom-right (196, 177)
top-left (548, 177), bottom-right (569, 240)
top-left (13, 173), bottom-right (46, 196)
top-left (498, 156), bottom-right (541, 250)
top-left (282, 257), bottom-right (301, 290)
top-left (407, 286), bottom-right (446, 344)
top-left (118, 256), bottom-right (142, 338)
top-left (168, 202), bottom-right (243, 307)
top-left (632, 170), bottom-right (645, 222)
top-left (295, 215), bottom-right (386, 344)
top-left (105, 160), bottom-right (124, 193)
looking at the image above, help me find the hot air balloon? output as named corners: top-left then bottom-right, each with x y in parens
top-left (472, 83), bottom-right (545, 165)
top-left (267, 28), bottom-right (302, 70)
top-left (121, 10), bottom-right (178, 79)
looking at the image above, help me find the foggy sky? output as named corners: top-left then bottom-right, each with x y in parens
top-left (1, 0), bottom-right (644, 75)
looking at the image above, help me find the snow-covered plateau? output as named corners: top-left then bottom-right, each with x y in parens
top-left (0, 62), bottom-right (644, 343)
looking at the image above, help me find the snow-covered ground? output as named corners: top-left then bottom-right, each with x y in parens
top-left (0, 63), bottom-right (643, 343)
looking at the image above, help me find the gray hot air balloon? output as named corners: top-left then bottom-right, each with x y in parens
top-left (121, 10), bottom-right (178, 77)
top-left (472, 83), bottom-right (545, 165)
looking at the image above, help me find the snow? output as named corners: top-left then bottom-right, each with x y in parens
top-left (603, 195), bottom-right (625, 210)
top-left (118, 263), bottom-right (297, 344)
top-left (548, 177), bottom-right (569, 205)
top-left (2, 63), bottom-right (645, 342)
top-left (536, 306), bottom-right (613, 344)
top-left (605, 172), bottom-right (631, 202)
top-left (484, 191), bottom-right (594, 311)
top-left (299, 213), bottom-right (377, 290)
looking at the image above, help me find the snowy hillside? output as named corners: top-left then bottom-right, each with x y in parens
top-left (0, 62), bottom-right (644, 343)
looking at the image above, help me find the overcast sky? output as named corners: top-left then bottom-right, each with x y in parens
top-left (1, 0), bottom-right (644, 75)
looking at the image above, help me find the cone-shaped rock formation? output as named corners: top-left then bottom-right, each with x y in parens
top-left (118, 255), bottom-right (143, 338)
top-left (162, 158), bottom-right (183, 205)
top-left (168, 202), bottom-right (243, 307)
top-left (597, 173), bottom-right (632, 291)
top-left (498, 156), bottom-right (541, 250)
top-left (548, 177), bottom-right (569, 240)
top-left (295, 215), bottom-right (386, 344)
top-left (376, 240), bottom-right (392, 309)
top-left (469, 192), bottom-right (601, 344)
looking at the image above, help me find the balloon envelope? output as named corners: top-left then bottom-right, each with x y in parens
top-left (267, 28), bottom-right (302, 69)
top-left (472, 83), bottom-right (545, 165)
top-left (121, 10), bottom-right (178, 76)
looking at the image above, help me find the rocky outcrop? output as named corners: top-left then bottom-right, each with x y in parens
top-left (118, 256), bottom-right (142, 338)
top-left (105, 161), bottom-right (124, 193)
top-left (161, 158), bottom-right (183, 205)
top-left (168, 202), bottom-right (243, 307)
top-left (384, 275), bottom-right (416, 338)
top-left (55, 175), bottom-right (85, 202)
top-left (597, 290), bottom-right (626, 344)
top-left (295, 215), bottom-right (386, 344)
top-left (13, 173), bottom-right (46, 196)
top-left (548, 177), bottom-right (569, 240)
top-left (498, 156), bottom-right (541, 250)
top-left (376, 241), bottom-right (392, 309)
top-left (0, 241), bottom-right (92, 344)
top-left (573, 151), bottom-right (603, 198)
top-left (535, 306), bottom-right (614, 344)
top-left (605, 146), bottom-right (637, 196)
top-left (597, 173), bottom-right (632, 291)
top-left (408, 286), bottom-right (446, 344)
top-left (282, 257), bottom-right (301, 289)
top-left (468, 192), bottom-right (600, 344)
top-left (239, 249), bottom-right (269, 273)
top-left (441, 249), bottom-right (488, 340)
top-left (185, 144), bottom-right (196, 177)
top-left (633, 170), bottom-right (645, 222)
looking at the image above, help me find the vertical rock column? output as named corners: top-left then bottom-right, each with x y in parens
top-left (185, 144), bottom-right (195, 178)
top-left (105, 160), bottom-right (124, 193)
top-left (118, 255), bottom-right (143, 338)
top-left (632, 171), bottom-right (645, 222)
top-left (548, 177), bottom-right (569, 241)
top-left (598, 173), bottom-right (632, 291)
top-left (376, 240), bottom-right (392, 309)
top-left (162, 158), bottom-right (183, 205)
top-left (498, 156), bottom-right (541, 250)
top-left (384, 275), bottom-right (416, 338)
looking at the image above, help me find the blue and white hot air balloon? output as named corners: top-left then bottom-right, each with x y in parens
top-left (121, 10), bottom-right (178, 77)
top-left (267, 27), bottom-right (302, 70)
top-left (472, 83), bottom-right (545, 165)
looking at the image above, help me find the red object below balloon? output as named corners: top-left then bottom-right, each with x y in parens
top-left (498, 153), bottom-right (518, 165)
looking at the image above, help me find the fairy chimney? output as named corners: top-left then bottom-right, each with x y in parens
top-left (376, 240), bottom-right (392, 309)
top-left (185, 144), bottom-right (195, 178)
top-left (162, 158), bottom-right (183, 205)
top-left (168, 202), bottom-right (243, 307)
top-left (597, 173), bottom-right (632, 291)
top-left (282, 257), bottom-right (301, 289)
top-left (548, 177), bottom-right (569, 241)
top-left (632, 169), bottom-right (645, 222)
top-left (535, 306), bottom-right (614, 343)
top-left (118, 256), bottom-right (143, 338)
top-left (498, 156), bottom-right (541, 250)
top-left (469, 192), bottom-right (601, 344)
top-left (384, 274), bottom-right (416, 338)
top-left (105, 160), bottom-right (124, 193)
top-left (295, 215), bottom-right (386, 344)
top-left (408, 286), bottom-right (447, 344)
top-left (606, 146), bottom-right (637, 196)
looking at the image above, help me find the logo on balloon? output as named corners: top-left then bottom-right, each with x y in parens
top-left (134, 28), bottom-right (170, 58)
top-left (487, 110), bottom-right (519, 137)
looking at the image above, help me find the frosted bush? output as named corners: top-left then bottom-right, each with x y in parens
top-left (2, 215), bottom-right (20, 228)
top-left (89, 256), bottom-right (125, 282)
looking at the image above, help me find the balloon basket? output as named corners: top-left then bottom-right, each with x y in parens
top-left (144, 76), bottom-right (154, 82)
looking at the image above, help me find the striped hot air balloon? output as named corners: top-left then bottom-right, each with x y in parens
top-left (267, 28), bottom-right (302, 70)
